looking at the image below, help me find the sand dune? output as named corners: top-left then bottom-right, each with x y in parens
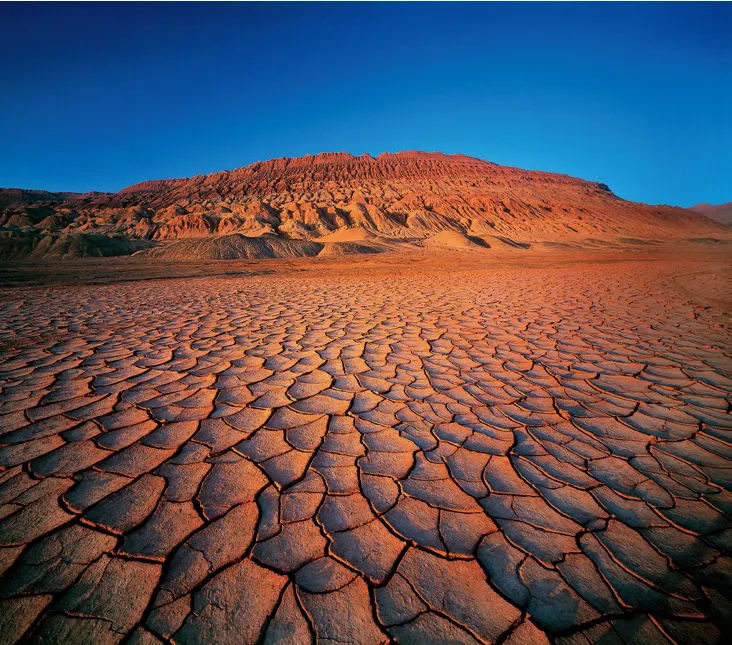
top-left (421, 230), bottom-right (490, 250)
top-left (316, 226), bottom-right (375, 242)
top-left (317, 241), bottom-right (387, 256)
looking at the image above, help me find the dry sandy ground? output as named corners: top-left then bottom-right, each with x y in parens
top-left (0, 251), bottom-right (730, 644)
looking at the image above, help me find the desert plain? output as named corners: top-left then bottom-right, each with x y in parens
top-left (0, 151), bottom-right (731, 644)
top-left (0, 247), bottom-right (730, 645)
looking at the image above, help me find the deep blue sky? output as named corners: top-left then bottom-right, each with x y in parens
top-left (1, 2), bottom-right (730, 206)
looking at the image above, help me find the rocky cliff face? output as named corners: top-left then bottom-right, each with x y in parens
top-left (0, 151), bottom-right (726, 260)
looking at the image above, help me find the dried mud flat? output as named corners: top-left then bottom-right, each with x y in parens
top-left (0, 252), bottom-right (731, 645)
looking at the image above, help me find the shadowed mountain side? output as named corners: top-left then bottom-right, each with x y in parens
top-left (0, 231), bottom-right (153, 262)
top-left (1, 152), bottom-right (728, 260)
top-left (0, 189), bottom-right (103, 209)
top-left (136, 234), bottom-right (324, 260)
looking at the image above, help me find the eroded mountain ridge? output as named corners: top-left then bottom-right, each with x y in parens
top-left (0, 151), bottom-right (725, 260)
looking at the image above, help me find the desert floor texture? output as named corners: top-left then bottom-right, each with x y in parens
top-left (0, 251), bottom-right (730, 645)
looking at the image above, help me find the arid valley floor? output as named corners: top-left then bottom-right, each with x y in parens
top-left (0, 250), bottom-right (731, 645)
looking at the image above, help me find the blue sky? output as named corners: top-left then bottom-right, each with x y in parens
top-left (0, 2), bottom-right (730, 206)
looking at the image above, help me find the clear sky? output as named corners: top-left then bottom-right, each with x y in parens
top-left (1, 2), bottom-right (730, 207)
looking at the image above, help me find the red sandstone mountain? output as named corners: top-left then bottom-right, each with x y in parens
top-left (0, 151), bottom-right (727, 260)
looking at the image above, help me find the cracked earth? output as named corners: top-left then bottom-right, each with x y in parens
top-left (0, 257), bottom-right (730, 645)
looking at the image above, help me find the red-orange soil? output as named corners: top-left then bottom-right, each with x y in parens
top-left (0, 250), bottom-right (730, 643)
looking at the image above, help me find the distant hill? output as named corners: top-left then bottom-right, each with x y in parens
top-left (1, 151), bottom-right (728, 260)
top-left (690, 202), bottom-right (732, 227)
top-left (0, 188), bottom-right (78, 209)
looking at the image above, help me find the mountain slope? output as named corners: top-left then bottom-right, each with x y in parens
top-left (1, 151), bottom-right (727, 260)
top-left (691, 202), bottom-right (732, 227)
top-left (0, 188), bottom-right (107, 209)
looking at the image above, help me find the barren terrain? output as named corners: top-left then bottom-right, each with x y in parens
top-left (691, 203), bottom-right (732, 228)
top-left (0, 251), bottom-right (730, 644)
top-left (1, 152), bottom-right (728, 262)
